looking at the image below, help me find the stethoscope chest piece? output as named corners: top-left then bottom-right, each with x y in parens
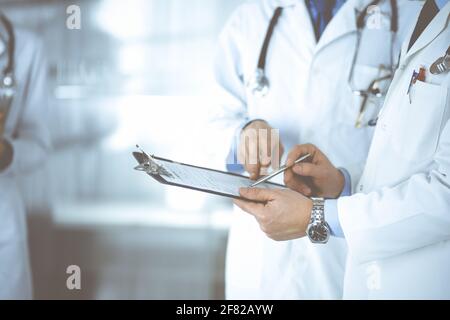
top-left (0, 73), bottom-right (15, 100)
top-left (248, 68), bottom-right (270, 97)
top-left (2, 73), bottom-right (14, 88)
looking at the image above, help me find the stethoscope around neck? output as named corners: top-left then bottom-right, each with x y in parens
top-left (0, 13), bottom-right (15, 119)
top-left (247, 0), bottom-right (398, 128)
top-left (246, 6), bottom-right (283, 98)
top-left (351, 0), bottom-right (398, 127)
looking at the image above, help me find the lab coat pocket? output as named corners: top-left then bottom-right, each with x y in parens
top-left (391, 80), bottom-right (448, 164)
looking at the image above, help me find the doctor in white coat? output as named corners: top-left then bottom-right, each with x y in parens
top-left (0, 13), bottom-right (50, 299)
top-left (235, 0), bottom-right (450, 299)
top-left (213, 0), bottom-right (421, 299)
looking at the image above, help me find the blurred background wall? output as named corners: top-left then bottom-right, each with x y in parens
top-left (1, 0), bottom-right (243, 299)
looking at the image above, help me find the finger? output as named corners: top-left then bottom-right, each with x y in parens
top-left (284, 168), bottom-right (296, 186)
top-left (283, 167), bottom-right (294, 184)
top-left (237, 145), bottom-right (245, 166)
top-left (270, 142), bottom-right (284, 170)
top-left (259, 166), bottom-right (270, 177)
top-left (286, 144), bottom-right (317, 167)
top-left (237, 135), bottom-right (248, 166)
top-left (285, 180), bottom-right (312, 196)
top-left (279, 143), bottom-right (285, 159)
top-left (244, 134), bottom-right (260, 180)
top-left (293, 162), bottom-right (321, 178)
top-left (285, 146), bottom-right (308, 167)
top-left (296, 184), bottom-right (312, 196)
top-left (239, 187), bottom-right (274, 202)
top-left (297, 175), bottom-right (316, 196)
top-left (284, 170), bottom-right (312, 195)
top-left (246, 163), bottom-right (261, 180)
top-left (258, 132), bottom-right (272, 168)
top-left (234, 199), bottom-right (265, 217)
top-left (259, 156), bottom-right (271, 168)
top-left (244, 133), bottom-right (261, 179)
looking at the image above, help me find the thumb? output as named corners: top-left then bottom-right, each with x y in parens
top-left (239, 187), bottom-right (274, 202)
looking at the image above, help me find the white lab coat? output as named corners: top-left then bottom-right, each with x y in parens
top-left (337, 2), bottom-right (450, 299)
top-left (213, 0), bottom-right (421, 299)
top-left (0, 27), bottom-right (50, 299)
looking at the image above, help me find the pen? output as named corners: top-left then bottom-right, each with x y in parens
top-left (407, 70), bottom-right (418, 103)
top-left (407, 70), bottom-right (418, 93)
top-left (407, 66), bottom-right (426, 104)
top-left (249, 153), bottom-right (311, 187)
top-left (417, 66), bottom-right (426, 82)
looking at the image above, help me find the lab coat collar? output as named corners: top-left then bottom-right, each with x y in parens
top-left (313, 0), bottom-right (364, 54)
top-left (400, 1), bottom-right (450, 64)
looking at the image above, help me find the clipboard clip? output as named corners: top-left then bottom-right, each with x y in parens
top-left (133, 145), bottom-right (173, 177)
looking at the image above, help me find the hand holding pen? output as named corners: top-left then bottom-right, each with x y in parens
top-left (250, 153), bottom-right (311, 187)
top-left (283, 144), bottom-right (345, 198)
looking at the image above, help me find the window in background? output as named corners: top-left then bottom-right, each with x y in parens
top-left (3, 0), bottom-right (243, 213)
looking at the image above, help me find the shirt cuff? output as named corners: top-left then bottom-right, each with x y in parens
top-left (225, 119), bottom-right (268, 173)
top-left (325, 168), bottom-right (351, 238)
top-left (338, 167), bottom-right (352, 197)
top-left (325, 199), bottom-right (345, 238)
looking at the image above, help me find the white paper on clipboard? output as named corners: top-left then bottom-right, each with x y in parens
top-left (133, 149), bottom-right (285, 200)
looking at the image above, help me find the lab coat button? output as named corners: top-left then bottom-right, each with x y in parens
top-left (359, 185), bottom-right (364, 191)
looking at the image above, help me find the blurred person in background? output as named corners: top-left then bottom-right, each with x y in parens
top-left (213, 0), bottom-right (421, 299)
top-left (0, 12), bottom-right (50, 299)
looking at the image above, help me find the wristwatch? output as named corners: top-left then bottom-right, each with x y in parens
top-left (306, 197), bottom-right (330, 244)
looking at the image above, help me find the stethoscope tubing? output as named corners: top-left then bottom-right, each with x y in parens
top-left (250, 0), bottom-right (399, 128)
top-left (257, 6), bottom-right (283, 70)
top-left (0, 13), bottom-right (14, 80)
top-left (253, 0), bottom-right (399, 96)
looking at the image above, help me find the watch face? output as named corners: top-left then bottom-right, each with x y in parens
top-left (307, 223), bottom-right (330, 243)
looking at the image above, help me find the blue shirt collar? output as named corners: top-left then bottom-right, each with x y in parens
top-left (435, 0), bottom-right (449, 10)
